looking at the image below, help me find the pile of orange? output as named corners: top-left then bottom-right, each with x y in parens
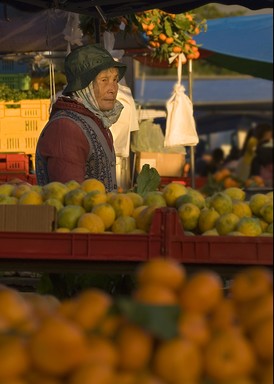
top-left (0, 259), bottom-right (272, 383)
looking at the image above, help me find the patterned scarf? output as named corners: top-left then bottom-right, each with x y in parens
top-left (73, 82), bottom-right (123, 129)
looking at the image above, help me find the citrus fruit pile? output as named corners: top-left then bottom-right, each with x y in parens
top-left (0, 179), bottom-right (273, 236)
top-left (0, 259), bottom-right (272, 383)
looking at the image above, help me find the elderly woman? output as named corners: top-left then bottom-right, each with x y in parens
top-left (35, 44), bottom-right (127, 192)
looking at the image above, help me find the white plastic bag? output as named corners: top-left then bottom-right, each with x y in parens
top-left (164, 54), bottom-right (199, 147)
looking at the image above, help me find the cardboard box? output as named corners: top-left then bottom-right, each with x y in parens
top-left (135, 152), bottom-right (185, 177)
top-left (0, 205), bottom-right (56, 232)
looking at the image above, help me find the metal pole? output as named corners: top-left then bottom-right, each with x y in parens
top-left (188, 59), bottom-right (196, 189)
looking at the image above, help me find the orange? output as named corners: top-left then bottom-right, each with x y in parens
top-left (133, 283), bottom-right (178, 305)
top-left (178, 270), bottom-right (224, 314)
top-left (251, 316), bottom-right (273, 361)
top-left (68, 363), bottom-right (115, 384)
top-left (29, 315), bottom-right (87, 376)
top-left (136, 257), bottom-right (186, 292)
top-left (229, 266), bottom-right (273, 303)
top-left (159, 33), bottom-right (167, 41)
top-left (204, 331), bottom-right (256, 381)
top-left (172, 46), bottom-right (182, 53)
top-left (22, 292), bottom-right (60, 323)
top-left (0, 285), bottom-right (33, 329)
top-left (238, 292), bottom-right (273, 332)
top-left (67, 288), bottom-right (112, 331)
top-left (165, 37), bottom-right (174, 44)
top-left (153, 337), bottom-right (203, 383)
top-left (210, 297), bottom-right (240, 332)
top-left (115, 323), bottom-right (153, 372)
top-left (0, 334), bottom-right (30, 380)
top-left (26, 370), bottom-right (64, 384)
top-left (177, 310), bottom-right (211, 348)
top-left (83, 335), bottom-right (118, 367)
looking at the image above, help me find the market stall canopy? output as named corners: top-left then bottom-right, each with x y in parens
top-left (195, 14), bottom-right (273, 80)
top-left (0, 0), bottom-right (273, 19)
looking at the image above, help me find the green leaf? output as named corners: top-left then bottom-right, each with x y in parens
top-left (113, 297), bottom-right (180, 340)
top-left (136, 164), bottom-right (161, 196)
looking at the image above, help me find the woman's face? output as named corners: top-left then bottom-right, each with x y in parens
top-left (93, 67), bottom-right (119, 111)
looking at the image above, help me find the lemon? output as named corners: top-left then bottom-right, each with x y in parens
top-left (143, 191), bottom-right (167, 208)
top-left (260, 202), bottom-right (273, 224)
top-left (64, 188), bottom-right (86, 206)
top-left (249, 193), bottom-right (269, 216)
top-left (198, 207), bottom-right (220, 234)
top-left (92, 203), bottom-right (116, 230)
top-left (136, 206), bottom-right (157, 232)
top-left (202, 229), bottom-right (219, 236)
top-left (109, 193), bottom-right (134, 217)
top-left (209, 192), bottom-right (233, 215)
top-left (42, 181), bottom-right (69, 204)
top-left (232, 201), bottom-right (252, 218)
top-left (111, 216), bottom-right (137, 234)
top-left (18, 190), bottom-right (43, 205)
top-left (71, 227), bottom-right (90, 233)
top-left (175, 187), bottom-right (205, 210)
top-left (77, 212), bottom-right (105, 233)
top-left (43, 198), bottom-right (64, 212)
top-left (236, 217), bottom-right (262, 236)
top-left (224, 187), bottom-right (246, 201)
top-left (57, 205), bottom-right (85, 230)
top-left (65, 180), bottom-right (81, 191)
top-left (215, 213), bottom-right (240, 235)
top-left (177, 203), bottom-right (200, 231)
top-left (132, 205), bottom-right (148, 220)
top-left (162, 182), bottom-right (188, 207)
top-left (126, 192), bottom-right (144, 208)
top-left (0, 183), bottom-right (15, 196)
top-left (82, 190), bottom-right (107, 212)
top-left (80, 178), bottom-right (106, 193)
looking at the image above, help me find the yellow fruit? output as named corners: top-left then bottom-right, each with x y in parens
top-left (175, 187), bottom-right (205, 210)
top-left (198, 207), bottom-right (220, 233)
top-left (111, 216), bottom-right (136, 234)
top-left (136, 206), bottom-right (157, 232)
top-left (236, 217), bottom-right (262, 236)
top-left (57, 205), bottom-right (85, 230)
top-left (133, 283), bottom-right (178, 305)
top-left (209, 192), bottom-right (233, 215)
top-left (136, 257), bottom-right (186, 292)
top-left (43, 198), bottom-right (64, 212)
top-left (11, 183), bottom-right (32, 199)
top-left (177, 202), bottom-right (200, 231)
top-left (177, 310), bottom-right (211, 348)
top-left (0, 183), bottom-right (15, 196)
top-left (132, 205), bottom-right (148, 220)
top-left (42, 182), bottom-right (69, 203)
top-left (232, 201), bottom-right (252, 218)
top-left (126, 192), bottom-right (144, 208)
top-left (215, 213), bottom-right (240, 235)
top-left (162, 182), bottom-right (188, 207)
top-left (202, 228), bottom-right (219, 236)
top-left (109, 193), bottom-right (134, 217)
top-left (70, 227), bottom-right (90, 233)
top-left (55, 227), bottom-right (71, 233)
top-left (267, 222), bottom-right (273, 233)
top-left (82, 190), bottom-right (107, 212)
top-left (143, 191), bottom-right (167, 207)
top-left (80, 178), bottom-right (106, 193)
top-left (260, 202), bottom-right (273, 224)
top-left (84, 335), bottom-right (118, 367)
top-left (65, 180), bottom-right (81, 191)
top-left (18, 190), bottom-right (43, 205)
top-left (68, 363), bottom-right (115, 384)
top-left (224, 187), bottom-right (246, 201)
top-left (77, 212), bottom-right (105, 233)
top-left (64, 188), bottom-right (86, 206)
top-left (92, 203), bottom-right (116, 229)
top-left (249, 193), bottom-right (269, 216)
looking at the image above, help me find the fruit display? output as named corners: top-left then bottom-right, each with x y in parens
top-left (0, 177), bottom-right (273, 236)
top-left (0, 260), bottom-right (272, 383)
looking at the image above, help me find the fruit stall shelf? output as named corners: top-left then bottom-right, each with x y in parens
top-left (0, 208), bottom-right (272, 278)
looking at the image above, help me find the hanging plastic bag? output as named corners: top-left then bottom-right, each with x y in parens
top-left (164, 53), bottom-right (199, 147)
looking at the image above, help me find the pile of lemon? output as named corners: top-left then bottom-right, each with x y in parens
top-left (0, 179), bottom-right (272, 236)
top-left (0, 259), bottom-right (273, 383)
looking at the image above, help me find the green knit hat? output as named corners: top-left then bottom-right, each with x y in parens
top-left (63, 44), bottom-right (127, 95)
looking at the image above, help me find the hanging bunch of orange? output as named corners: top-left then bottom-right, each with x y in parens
top-left (135, 9), bottom-right (207, 63)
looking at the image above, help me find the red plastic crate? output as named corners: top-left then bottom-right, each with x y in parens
top-left (0, 153), bottom-right (29, 173)
top-left (0, 208), bottom-right (272, 267)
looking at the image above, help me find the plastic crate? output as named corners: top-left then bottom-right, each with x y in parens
top-left (0, 73), bottom-right (31, 90)
top-left (0, 59), bottom-right (29, 74)
top-left (0, 208), bottom-right (272, 266)
top-left (0, 153), bottom-right (29, 173)
top-left (0, 99), bottom-right (50, 166)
